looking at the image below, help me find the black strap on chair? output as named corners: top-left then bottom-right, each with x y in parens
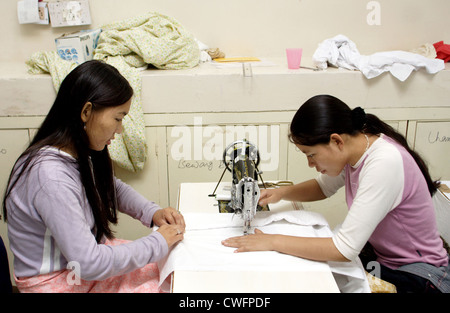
top-left (0, 236), bottom-right (12, 293)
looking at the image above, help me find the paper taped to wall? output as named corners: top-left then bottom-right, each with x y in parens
top-left (48, 0), bottom-right (91, 27)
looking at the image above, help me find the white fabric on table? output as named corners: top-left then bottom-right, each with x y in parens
top-left (157, 210), bottom-right (370, 292)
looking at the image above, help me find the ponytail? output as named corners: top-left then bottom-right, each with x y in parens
top-left (363, 113), bottom-right (439, 195)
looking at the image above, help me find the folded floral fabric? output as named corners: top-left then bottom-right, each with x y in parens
top-left (94, 12), bottom-right (200, 70)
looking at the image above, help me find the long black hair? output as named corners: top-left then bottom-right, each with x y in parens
top-left (2, 60), bottom-right (134, 242)
top-left (289, 94), bottom-right (439, 195)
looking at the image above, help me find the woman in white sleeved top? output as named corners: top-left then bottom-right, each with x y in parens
top-left (222, 94), bottom-right (450, 293)
top-left (2, 60), bottom-right (185, 292)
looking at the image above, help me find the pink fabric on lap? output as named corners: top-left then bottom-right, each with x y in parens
top-left (15, 238), bottom-right (163, 293)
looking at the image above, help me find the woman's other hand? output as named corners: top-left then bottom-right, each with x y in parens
top-left (153, 207), bottom-right (185, 248)
top-left (157, 224), bottom-right (184, 248)
top-left (221, 229), bottom-right (274, 253)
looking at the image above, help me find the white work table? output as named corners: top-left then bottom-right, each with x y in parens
top-left (159, 182), bottom-right (370, 293)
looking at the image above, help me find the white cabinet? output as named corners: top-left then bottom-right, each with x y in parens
top-left (409, 121), bottom-right (450, 181)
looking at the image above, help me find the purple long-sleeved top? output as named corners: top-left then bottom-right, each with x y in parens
top-left (6, 147), bottom-right (168, 280)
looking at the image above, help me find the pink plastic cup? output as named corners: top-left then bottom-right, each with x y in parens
top-left (286, 48), bottom-right (303, 69)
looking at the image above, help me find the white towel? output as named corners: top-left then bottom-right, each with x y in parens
top-left (313, 35), bottom-right (444, 81)
top-left (312, 34), bottom-right (360, 71)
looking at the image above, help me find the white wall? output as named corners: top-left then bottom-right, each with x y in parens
top-left (3, 0), bottom-right (450, 64)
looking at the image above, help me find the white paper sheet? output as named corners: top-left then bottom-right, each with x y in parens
top-left (17, 0), bottom-right (40, 24)
top-left (157, 210), bottom-right (370, 292)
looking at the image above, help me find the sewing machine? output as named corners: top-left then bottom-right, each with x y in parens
top-left (209, 139), bottom-right (268, 234)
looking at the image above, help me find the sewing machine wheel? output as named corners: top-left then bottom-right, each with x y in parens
top-left (223, 139), bottom-right (260, 174)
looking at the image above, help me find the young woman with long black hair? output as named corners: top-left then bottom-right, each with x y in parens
top-left (222, 94), bottom-right (449, 293)
top-left (3, 60), bottom-right (185, 292)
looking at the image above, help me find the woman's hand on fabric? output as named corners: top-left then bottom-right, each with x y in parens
top-left (153, 207), bottom-right (186, 247)
top-left (156, 224), bottom-right (184, 248)
top-left (221, 229), bottom-right (274, 253)
top-left (258, 189), bottom-right (282, 207)
top-left (153, 207), bottom-right (185, 229)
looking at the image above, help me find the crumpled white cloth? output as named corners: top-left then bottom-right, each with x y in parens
top-left (157, 210), bottom-right (370, 292)
top-left (313, 34), bottom-right (445, 81)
